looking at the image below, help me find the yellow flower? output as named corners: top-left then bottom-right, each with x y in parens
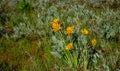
top-left (81, 28), bottom-right (89, 35)
top-left (50, 18), bottom-right (61, 32)
top-left (52, 23), bottom-right (61, 32)
top-left (65, 26), bottom-right (74, 36)
top-left (51, 18), bottom-right (60, 25)
top-left (91, 39), bottom-right (97, 46)
top-left (66, 42), bottom-right (73, 51)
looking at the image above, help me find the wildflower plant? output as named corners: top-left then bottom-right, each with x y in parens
top-left (50, 18), bottom-right (98, 70)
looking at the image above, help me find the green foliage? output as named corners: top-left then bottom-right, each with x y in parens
top-left (17, 0), bottom-right (33, 13)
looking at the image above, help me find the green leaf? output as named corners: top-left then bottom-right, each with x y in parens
top-left (109, 29), bottom-right (115, 37)
top-left (58, 40), bottom-right (64, 49)
top-left (81, 35), bottom-right (87, 45)
top-left (51, 51), bottom-right (61, 59)
top-left (51, 36), bottom-right (58, 43)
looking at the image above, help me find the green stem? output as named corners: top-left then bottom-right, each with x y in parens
top-left (83, 46), bottom-right (88, 71)
top-left (59, 31), bottom-right (66, 45)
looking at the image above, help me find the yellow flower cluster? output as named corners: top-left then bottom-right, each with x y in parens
top-left (50, 19), bottom-right (97, 50)
top-left (66, 42), bottom-right (73, 51)
top-left (65, 26), bottom-right (74, 36)
top-left (91, 39), bottom-right (97, 46)
top-left (81, 28), bottom-right (89, 35)
top-left (50, 18), bottom-right (61, 32)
